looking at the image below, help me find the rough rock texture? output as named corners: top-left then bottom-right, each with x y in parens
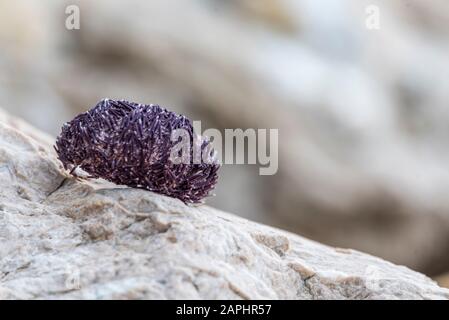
top-left (0, 111), bottom-right (448, 300)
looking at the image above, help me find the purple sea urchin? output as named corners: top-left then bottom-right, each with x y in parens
top-left (54, 99), bottom-right (220, 203)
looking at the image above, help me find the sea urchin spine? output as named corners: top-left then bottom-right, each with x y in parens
top-left (54, 99), bottom-right (220, 204)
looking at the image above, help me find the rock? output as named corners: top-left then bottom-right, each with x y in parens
top-left (0, 111), bottom-right (448, 299)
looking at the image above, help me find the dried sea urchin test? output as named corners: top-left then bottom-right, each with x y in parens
top-left (54, 99), bottom-right (220, 203)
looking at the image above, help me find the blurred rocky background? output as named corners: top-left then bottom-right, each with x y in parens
top-left (1, 0), bottom-right (449, 281)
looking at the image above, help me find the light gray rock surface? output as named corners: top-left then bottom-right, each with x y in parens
top-left (0, 111), bottom-right (448, 300)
